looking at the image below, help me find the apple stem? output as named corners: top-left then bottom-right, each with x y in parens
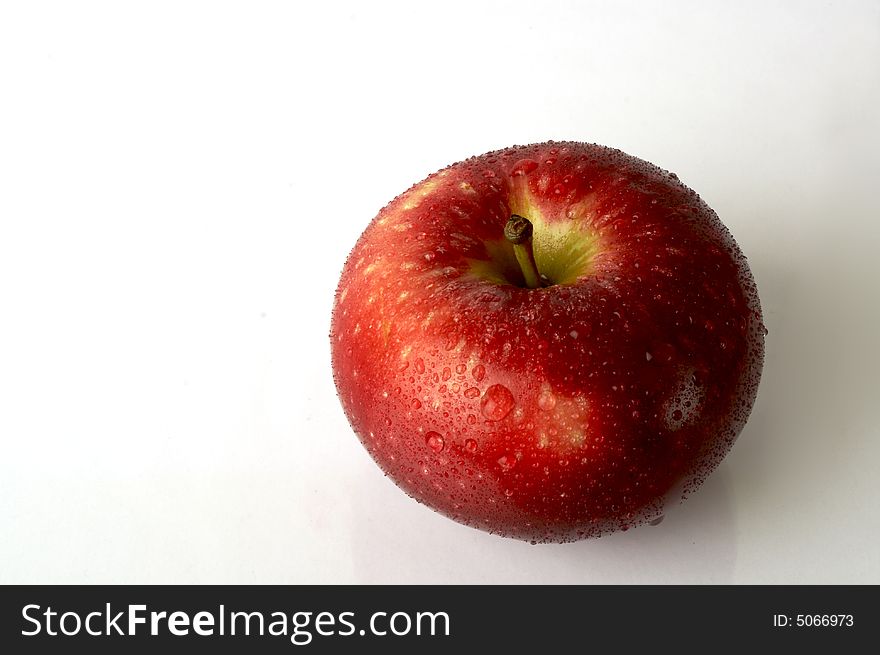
top-left (505, 214), bottom-right (543, 289)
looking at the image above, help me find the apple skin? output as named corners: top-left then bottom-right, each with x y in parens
top-left (331, 142), bottom-right (764, 543)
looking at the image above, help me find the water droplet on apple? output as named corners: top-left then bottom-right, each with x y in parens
top-left (480, 384), bottom-right (515, 420)
top-left (497, 453), bottom-right (517, 471)
top-left (425, 431), bottom-right (445, 453)
top-left (411, 398), bottom-right (422, 410)
top-left (472, 364), bottom-right (485, 382)
top-left (664, 367), bottom-right (705, 430)
top-left (565, 203), bottom-right (583, 219)
top-left (466, 414), bottom-right (477, 425)
top-left (464, 438), bottom-right (477, 453)
top-left (537, 389), bottom-right (557, 411)
top-left (651, 342), bottom-right (676, 364)
top-left (464, 386), bottom-right (481, 399)
top-left (504, 488), bottom-right (514, 497)
top-left (510, 158), bottom-right (539, 176)
top-left (455, 364), bottom-right (467, 375)
top-left (414, 358), bottom-right (425, 374)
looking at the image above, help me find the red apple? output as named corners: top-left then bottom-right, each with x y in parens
top-left (331, 141), bottom-right (764, 543)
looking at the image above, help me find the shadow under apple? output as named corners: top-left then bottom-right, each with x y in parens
top-left (349, 459), bottom-right (737, 584)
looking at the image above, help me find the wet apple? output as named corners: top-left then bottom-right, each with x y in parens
top-left (331, 142), bottom-right (765, 543)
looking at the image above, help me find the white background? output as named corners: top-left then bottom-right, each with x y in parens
top-left (1, 0), bottom-right (878, 584)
